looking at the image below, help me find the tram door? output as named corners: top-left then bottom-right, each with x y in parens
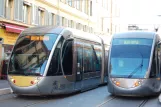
top-left (157, 42), bottom-right (161, 79)
top-left (75, 41), bottom-right (83, 90)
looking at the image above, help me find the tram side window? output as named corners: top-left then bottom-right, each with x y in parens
top-left (83, 43), bottom-right (93, 73)
top-left (47, 37), bottom-right (63, 76)
top-left (149, 52), bottom-right (157, 78)
top-left (62, 39), bottom-right (73, 75)
top-left (93, 44), bottom-right (102, 72)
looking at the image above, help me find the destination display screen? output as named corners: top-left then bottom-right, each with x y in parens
top-left (25, 36), bottom-right (49, 41)
top-left (112, 38), bottom-right (153, 45)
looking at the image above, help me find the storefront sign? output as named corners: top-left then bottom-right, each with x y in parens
top-left (0, 28), bottom-right (19, 45)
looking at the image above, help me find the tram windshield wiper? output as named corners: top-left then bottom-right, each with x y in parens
top-left (127, 48), bottom-right (143, 78)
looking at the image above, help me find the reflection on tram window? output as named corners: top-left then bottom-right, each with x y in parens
top-left (8, 34), bottom-right (58, 76)
top-left (47, 37), bottom-right (64, 76)
top-left (93, 45), bottom-right (102, 72)
top-left (62, 39), bottom-right (73, 75)
top-left (83, 43), bottom-right (93, 73)
top-left (110, 38), bottom-right (153, 78)
top-left (76, 40), bottom-right (102, 73)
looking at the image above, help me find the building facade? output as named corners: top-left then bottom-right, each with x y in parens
top-left (0, 0), bottom-right (117, 58)
top-left (0, 0), bottom-right (120, 78)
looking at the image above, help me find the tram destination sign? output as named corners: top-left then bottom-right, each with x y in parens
top-left (113, 38), bottom-right (153, 45)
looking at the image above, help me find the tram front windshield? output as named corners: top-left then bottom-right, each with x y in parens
top-left (110, 38), bottom-right (153, 78)
top-left (8, 34), bottom-right (58, 76)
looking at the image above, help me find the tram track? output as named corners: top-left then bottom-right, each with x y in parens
top-left (96, 96), bottom-right (116, 107)
top-left (138, 99), bottom-right (148, 107)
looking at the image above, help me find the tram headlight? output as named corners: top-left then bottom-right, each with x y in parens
top-left (30, 77), bottom-right (43, 85)
top-left (111, 78), bottom-right (120, 86)
top-left (133, 79), bottom-right (143, 87)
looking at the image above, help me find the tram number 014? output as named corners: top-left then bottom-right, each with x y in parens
top-left (53, 81), bottom-right (65, 90)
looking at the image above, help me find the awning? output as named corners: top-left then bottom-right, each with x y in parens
top-left (3, 23), bottom-right (26, 33)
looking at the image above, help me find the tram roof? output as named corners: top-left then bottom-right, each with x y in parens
top-left (113, 31), bottom-right (157, 39)
top-left (21, 26), bottom-right (103, 43)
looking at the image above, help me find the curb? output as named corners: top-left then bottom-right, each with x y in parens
top-left (0, 88), bottom-right (12, 95)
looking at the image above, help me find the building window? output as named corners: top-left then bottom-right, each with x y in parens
top-left (32, 5), bottom-right (38, 25)
top-left (65, 18), bottom-right (68, 27)
top-left (90, 1), bottom-right (92, 16)
top-left (60, 0), bottom-right (65, 3)
top-left (56, 15), bottom-right (59, 25)
top-left (83, 25), bottom-right (85, 31)
top-left (62, 17), bottom-right (65, 26)
top-left (71, 20), bottom-right (74, 28)
top-left (14, 0), bottom-right (23, 22)
top-left (0, 0), bottom-right (5, 17)
top-left (67, 0), bottom-right (72, 6)
top-left (85, 25), bottom-right (89, 32)
top-left (76, 23), bottom-right (82, 30)
top-left (89, 27), bottom-right (93, 33)
top-left (68, 20), bottom-right (71, 27)
top-left (84, 0), bottom-right (88, 14)
top-left (76, 0), bottom-right (80, 10)
top-left (49, 12), bottom-right (55, 26)
top-left (45, 10), bottom-right (49, 25)
top-left (23, 1), bottom-right (31, 24)
top-left (5, 0), bottom-right (14, 19)
top-left (38, 7), bottom-right (45, 25)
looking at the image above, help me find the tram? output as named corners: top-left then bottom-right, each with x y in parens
top-left (107, 31), bottom-right (161, 96)
top-left (7, 26), bottom-right (110, 95)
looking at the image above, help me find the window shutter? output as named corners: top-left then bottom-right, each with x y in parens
top-left (14, 0), bottom-right (19, 20)
top-left (19, 0), bottom-right (24, 21)
top-left (35, 6), bottom-right (39, 25)
top-left (48, 12), bottom-right (52, 25)
top-left (31, 4), bottom-right (34, 24)
top-left (32, 5), bottom-right (38, 25)
top-left (56, 15), bottom-right (59, 25)
top-left (45, 10), bottom-right (49, 25)
top-left (64, 18), bottom-right (67, 27)
top-left (59, 16), bottom-right (62, 26)
top-left (0, 0), bottom-right (5, 17)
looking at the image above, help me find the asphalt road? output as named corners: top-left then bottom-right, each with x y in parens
top-left (0, 85), bottom-right (160, 107)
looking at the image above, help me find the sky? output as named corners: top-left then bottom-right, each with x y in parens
top-left (117, 0), bottom-right (161, 27)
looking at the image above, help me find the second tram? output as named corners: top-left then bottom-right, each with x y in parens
top-left (108, 31), bottom-right (161, 96)
top-left (7, 26), bottom-right (110, 95)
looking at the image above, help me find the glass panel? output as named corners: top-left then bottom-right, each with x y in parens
top-left (62, 40), bottom-right (73, 75)
top-left (76, 42), bottom-right (83, 74)
top-left (93, 45), bottom-right (102, 72)
top-left (83, 43), bottom-right (93, 73)
top-left (8, 34), bottom-right (58, 76)
top-left (110, 38), bottom-right (153, 78)
top-left (47, 37), bottom-right (63, 76)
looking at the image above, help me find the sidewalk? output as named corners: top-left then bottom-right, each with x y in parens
top-left (0, 80), bottom-right (12, 95)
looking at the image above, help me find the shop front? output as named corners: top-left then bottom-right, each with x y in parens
top-left (0, 23), bottom-right (26, 79)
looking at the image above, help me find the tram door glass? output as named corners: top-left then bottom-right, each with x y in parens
top-left (62, 39), bottom-right (73, 75)
top-left (76, 41), bottom-right (83, 81)
top-left (47, 37), bottom-right (64, 76)
top-left (156, 42), bottom-right (161, 78)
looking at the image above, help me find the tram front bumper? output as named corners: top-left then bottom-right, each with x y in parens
top-left (108, 79), bottom-right (160, 96)
top-left (10, 84), bottom-right (41, 96)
